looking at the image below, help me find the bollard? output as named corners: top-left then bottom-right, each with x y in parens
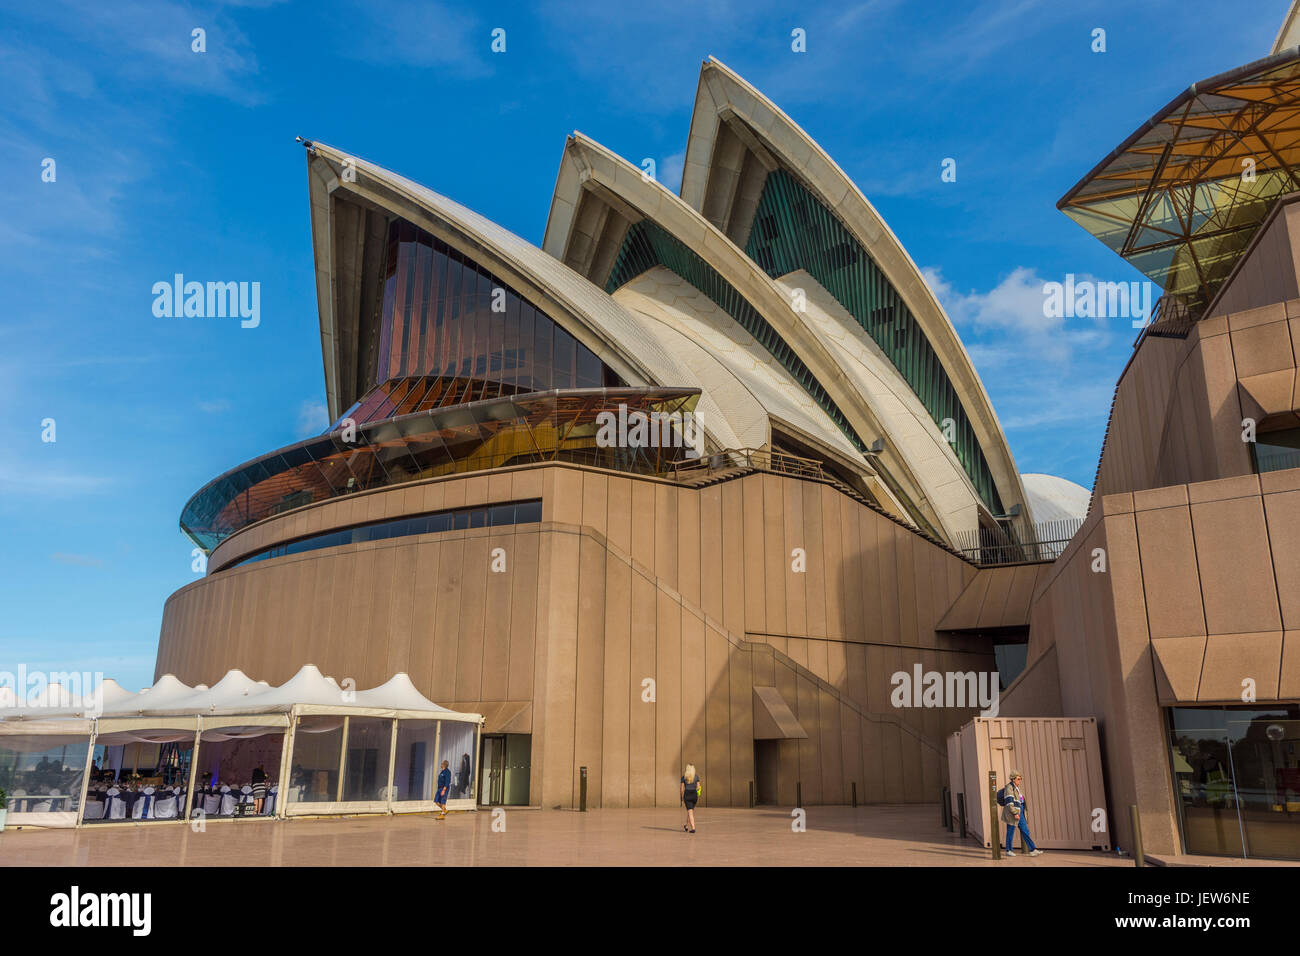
top-left (988, 771), bottom-right (1001, 860)
top-left (1130, 805), bottom-right (1144, 868)
top-left (941, 787), bottom-right (950, 829)
top-left (579, 766), bottom-right (587, 812)
top-left (796, 781), bottom-right (802, 809)
top-left (851, 781), bottom-right (858, 809)
top-left (957, 792), bottom-right (967, 838)
top-left (748, 780), bottom-right (754, 809)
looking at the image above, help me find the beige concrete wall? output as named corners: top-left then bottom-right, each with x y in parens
top-left (160, 463), bottom-right (996, 809)
top-left (1030, 205), bottom-right (1300, 855)
top-left (1006, 471), bottom-right (1300, 855)
top-left (1093, 200), bottom-right (1300, 506)
top-left (1091, 321), bottom-right (1253, 503)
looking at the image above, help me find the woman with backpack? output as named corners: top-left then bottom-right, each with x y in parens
top-left (999, 770), bottom-right (1043, 857)
top-left (680, 764), bottom-right (702, 833)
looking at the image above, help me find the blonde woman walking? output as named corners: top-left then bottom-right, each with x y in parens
top-left (680, 764), bottom-right (702, 833)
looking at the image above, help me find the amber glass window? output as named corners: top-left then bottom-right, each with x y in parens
top-left (376, 219), bottom-right (622, 403)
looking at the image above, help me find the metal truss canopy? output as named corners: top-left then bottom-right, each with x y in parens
top-left (1059, 48), bottom-right (1300, 316)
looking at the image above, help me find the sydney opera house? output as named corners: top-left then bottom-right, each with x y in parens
top-left (148, 36), bottom-right (1300, 861)
top-left (156, 58), bottom-right (1073, 816)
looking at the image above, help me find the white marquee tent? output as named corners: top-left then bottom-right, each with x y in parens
top-left (0, 666), bottom-right (483, 828)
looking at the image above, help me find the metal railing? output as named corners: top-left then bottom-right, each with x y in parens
top-left (1134, 293), bottom-right (1197, 347)
top-left (951, 517), bottom-right (1084, 566)
top-left (666, 447), bottom-right (826, 482)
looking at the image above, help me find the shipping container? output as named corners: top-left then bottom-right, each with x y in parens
top-left (949, 716), bottom-right (1110, 851)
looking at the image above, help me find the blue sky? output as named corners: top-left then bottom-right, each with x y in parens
top-left (0, 0), bottom-right (1286, 690)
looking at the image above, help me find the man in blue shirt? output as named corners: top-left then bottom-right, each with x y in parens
top-left (436, 760), bottom-right (452, 820)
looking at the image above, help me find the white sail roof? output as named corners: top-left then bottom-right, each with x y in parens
top-left (0, 666), bottom-right (479, 725)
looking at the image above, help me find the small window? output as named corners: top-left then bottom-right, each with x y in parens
top-left (1253, 426), bottom-right (1300, 474)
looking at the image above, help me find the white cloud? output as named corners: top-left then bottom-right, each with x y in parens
top-left (919, 263), bottom-right (1133, 485)
top-left (659, 150), bottom-right (686, 194)
top-left (296, 400), bottom-right (329, 438)
top-left (923, 265), bottom-right (1118, 366)
top-left (51, 552), bottom-right (105, 567)
top-left (0, 459), bottom-right (113, 499)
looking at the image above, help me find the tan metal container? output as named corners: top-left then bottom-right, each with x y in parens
top-left (950, 716), bottom-right (1110, 851)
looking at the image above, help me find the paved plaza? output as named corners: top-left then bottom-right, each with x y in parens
top-left (0, 805), bottom-right (1129, 867)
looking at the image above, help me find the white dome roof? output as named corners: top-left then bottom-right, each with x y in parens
top-left (1021, 473), bottom-right (1091, 524)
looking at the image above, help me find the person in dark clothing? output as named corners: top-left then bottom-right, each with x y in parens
top-left (456, 753), bottom-right (471, 798)
top-left (435, 760), bottom-right (452, 820)
top-left (251, 765), bottom-right (269, 814)
top-left (680, 763), bottom-right (701, 833)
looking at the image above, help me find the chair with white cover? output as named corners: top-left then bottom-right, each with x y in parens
top-left (83, 797), bottom-right (106, 820)
top-left (219, 785), bottom-right (236, 816)
top-left (106, 787), bottom-right (127, 820)
top-left (265, 786), bottom-right (278, 815)
top-left (240, 785), bottom-right (253, 806)
top-left (152, 789), bottom-right (178, 819)
top-left (202, 790), bottom-right (221, 815)
top-left (132, 786), bottom-right (156, 819)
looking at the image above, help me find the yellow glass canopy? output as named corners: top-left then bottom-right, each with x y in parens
top-left (1059, 49), bottom-right (1300, 316)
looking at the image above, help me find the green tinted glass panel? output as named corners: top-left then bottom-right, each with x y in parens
top-left (744, 168), bottom-right (1003, 514)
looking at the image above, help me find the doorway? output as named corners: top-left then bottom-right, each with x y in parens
top-left (754, 740), bottom-right (779, 805)
top-left (479, 734), bottom-right (531, 805)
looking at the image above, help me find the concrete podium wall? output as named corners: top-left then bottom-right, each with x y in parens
top-left (158, 463), bottom-right (997, 809)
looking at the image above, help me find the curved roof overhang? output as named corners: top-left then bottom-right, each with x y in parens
top-left (304, 142), bottom-right (735, 450)
top-left (678, 57), bottom-right (1031, 532)
top-left (181, 386), bottom-right (702, 553)
top-left (1057, 48), bottom-right (1300, 317)
top-left (543, 131), bottom-right (968, 541)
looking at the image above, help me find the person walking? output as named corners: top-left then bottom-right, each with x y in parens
top-left (1001, 771), bottom-right (1043, 857)
top-left (680, 763), bottom-right (702, 833)
top-left (435, 760), bottom-right (452, 820)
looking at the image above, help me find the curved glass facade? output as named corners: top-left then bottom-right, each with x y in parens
top-left (744, 168), bottom-right (1004, 514)
top-left (371, 219), bottom-right (623, 407)
top-left (180, 387), bottom-right (700, 552)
